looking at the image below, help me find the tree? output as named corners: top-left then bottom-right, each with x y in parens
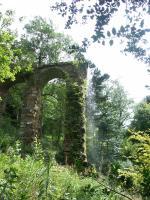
top-left (115, 5), bottom-right (150, 65)
top-left (51, 0), bottom-right (150, 72)
top-left (52, 0), bottom-right (148, 38)
top-left (42, 80), bottom-right (66, 152)
top-left (114, 97), bottom-right (150, 197)
top-left (130, 99), bottom-right (150, 132)
top-left (87, 68), bottom-right (133, 173)
top-left (19, 16), bottom-right (78, 67)
top-left (0, 10), bottom-right (21, 82)
top-left (119, 130), bottom-right (150, 198)
top-left (86, 68), bottom-right (110, 168)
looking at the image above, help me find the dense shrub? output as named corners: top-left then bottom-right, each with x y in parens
top-left (0, 142), bottom-right (125, 200)
top-left (117, 130), bottom-right (150, 199)
top-left (0, 117), bottom-right (17, 152)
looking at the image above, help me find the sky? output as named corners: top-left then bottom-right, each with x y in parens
top-left (0, 0), bottom-right (150, 102)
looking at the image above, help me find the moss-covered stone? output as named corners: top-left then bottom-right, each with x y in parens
top-left (63, 79), bottom-right (87, 168)
top-left (0, 62), bottom-right (88, 169)
top-left (20, 81), bottom-right (42, 155)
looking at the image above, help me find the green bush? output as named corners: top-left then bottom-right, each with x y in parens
top-left (117, 130), bottom-right (150, 199)
top-left (0, 117), bottom-right (17, 152)
top-left (0, 142), bottom-right (125, 200)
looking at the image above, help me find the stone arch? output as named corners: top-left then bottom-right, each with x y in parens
top-left (0, 62), bottom-right (88, 167)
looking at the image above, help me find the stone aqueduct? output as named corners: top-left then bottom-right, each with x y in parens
top-left (0, 62), bottom-right (88, 166)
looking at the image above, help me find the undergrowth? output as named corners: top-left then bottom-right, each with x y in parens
top-left (0, 141), bottom-right (126, 200)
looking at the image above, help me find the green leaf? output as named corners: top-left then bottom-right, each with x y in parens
top-left (120, 26), bottom-right (125, 33)
top-left (107, 31), bottom-right (111, 37)
top-left (140, 19), bottom-right (144, 28)
top-left (109, 40), bottom-right (113, 46)
top-left (102, 41), bottom-right (105, 46)
top-left (112, 28), bottom-right (116, 35)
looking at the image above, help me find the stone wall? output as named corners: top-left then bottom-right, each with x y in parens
top-left (20, 82), bottom-right (42, 154)
top-left (0, 62), bottom-right (88, 168)
top-left (64, 80), bottom-right (87, 168)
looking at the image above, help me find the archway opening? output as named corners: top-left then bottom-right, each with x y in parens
top-left (41, 78), bottom-right (66, 163)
